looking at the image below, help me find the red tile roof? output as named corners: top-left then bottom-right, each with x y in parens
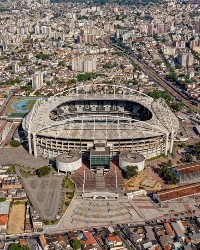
top-left (106, 234), bottom-right (122, 243)
top-left (82, 231), bottom-right (97, 246)
top-left (0, 214), bottom-right (8, 225)
top-left (176, 161), bottom-right (200, 176)
top-left (39, 235), bottom-right (47, 248)
top-left (157, 183), bottom-right (200, 202)
top-left (164, 223), bottom-right (175, 236)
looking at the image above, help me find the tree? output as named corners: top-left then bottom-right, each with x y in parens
top-left (72, 239), bottom-right (81, 250)
top-left (148, 90), bottom-right (173, 104)
top-left (36, 166), bottom-right (51, 177)
top-left (10, 140), bottom-right (21, 147)
top-left (21, 85), bottom-right (32, 91)
top-left (8, 243), bottom-right (29, 250)
top-left (194, 142), bottom-right (200, 160)
top-left (185, 154), bottom-right (193, 163)
top-left (77, 73), bottom-right (97, 82)
top-left (125, 165), bottom-right (138, 179)
top-left (58, 61), bottom-right (65, 67)
top-left (160, 161), bottom-right (179, 185)
top-left (171, 102), bottom-right (184, 111)
top-left (36, 52), bottom-right (50, 60)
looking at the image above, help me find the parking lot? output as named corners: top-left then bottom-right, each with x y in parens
top-left (23, 176), bottom-right (63, 220)
top-left (0, 146), bottom-right (49, 168)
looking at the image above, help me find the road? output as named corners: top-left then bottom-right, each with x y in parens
top-left (104, 37), bottom-right (200, 113)
top-left (0, 89), bottom-right (15, 116)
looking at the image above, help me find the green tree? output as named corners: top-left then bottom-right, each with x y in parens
top-left (47, 92), bottom-right (54, 97)
top-left (72, 239), bottom-right (81, 250)
top-left (160, 161), bottom-right (179, 185)
top-left (8, 243), bottom-right (29, 250)
top-left (77, 73), bottom-right (97, 82)
top-left (185, 154), bottom-right (193, 163)
top-left (36, 52), bottom-right (50, 60)
top-left (148, 90), bottom-right (173, 104)
top-left (21, 85), bottom-right (32, 91)
top-left (103, 62), bottom-right (117, 69)
top-left (36, 166), bottom-right (51, 177)
top-left (6, 165), bottom-right (15, 174)
top-left (194, 142), bottom-right (200, 160)
top-left (125, 165), bottom-right (138, 179)
top-left (58, 61), bottom-right (65, 67)
top-left (171, 102), bottom-right (184, 111)
top-left (10, 140), bottom-right (21, 147)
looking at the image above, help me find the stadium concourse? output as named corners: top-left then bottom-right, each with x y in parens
top-left (22, 84), bottom-right (179, 160)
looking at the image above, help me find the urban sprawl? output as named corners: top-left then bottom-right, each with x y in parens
top-left (0, 0), bottom-right (200, 249)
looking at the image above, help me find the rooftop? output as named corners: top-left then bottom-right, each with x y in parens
top-left (175, 161), bottom-right (200, 176)
top-left (119, 150), bottom-right (145, 163)
top-left (157, 183), bottom-right (200, 202)
top-left (0, 214), bottom-right (8, 226)
top-left (0, 201), bottom-right (10, 215)
top-left (56, 149), bottom-right (81, 163)
top-left (23, 84), bottom-right (179, 140)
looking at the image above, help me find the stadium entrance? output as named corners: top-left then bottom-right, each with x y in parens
top-left (90, 144), bottom-right (110, 174)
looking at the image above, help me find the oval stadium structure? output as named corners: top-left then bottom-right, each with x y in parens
top-left (22, 84), bottom-right (179, 159)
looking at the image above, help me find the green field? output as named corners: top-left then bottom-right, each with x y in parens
top-left (24, 100), bottom-right (36, 110)
top-left (8, 113), bottom-right (25, 118)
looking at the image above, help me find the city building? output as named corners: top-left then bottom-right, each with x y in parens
top-left (32, 71), bottom-right (44, 90)
top-left (177, 52), bottom-right (194, 67)
top-left (72, 57), bottom-right (97, 72)
top-left (0, 201), bottom-right (10, 233)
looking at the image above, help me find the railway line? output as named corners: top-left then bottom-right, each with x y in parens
top-left (104, 37), bottom-right (200, 113)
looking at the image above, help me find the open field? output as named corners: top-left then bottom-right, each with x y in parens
top-left (7, 203), bottom-right (26, 234)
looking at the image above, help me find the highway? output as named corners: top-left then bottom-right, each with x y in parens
top-left (104, 37), bottom-right (200, 113)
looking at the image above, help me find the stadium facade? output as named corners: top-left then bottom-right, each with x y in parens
top-left (22, 84), bottom-right (179, 159)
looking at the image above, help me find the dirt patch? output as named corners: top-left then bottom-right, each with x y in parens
top-left (7, 204), bottom-right (26, 234)
top-left (125, 171), bottom-right (145, 190)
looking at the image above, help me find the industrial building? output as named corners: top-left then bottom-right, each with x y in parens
top-left (153, 182), bottom-right (200, 206)
top-left (22, 84), bottom-right (179, 160)
top-left (172, 161), bottom-right (200, 183)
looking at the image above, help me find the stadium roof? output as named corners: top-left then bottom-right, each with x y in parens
top-left (23, 84), bottom-right (179, 139)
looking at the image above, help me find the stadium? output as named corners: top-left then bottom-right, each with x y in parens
top-left (22, 84), bottom-right (179, 160)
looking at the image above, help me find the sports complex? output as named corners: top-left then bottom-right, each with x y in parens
top-left (22, 84), bottom-right (179, 162)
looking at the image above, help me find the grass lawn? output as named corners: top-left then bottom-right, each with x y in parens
top-left (24, 100), bottom-right (36, 110)
top-left (62, 177), bottom-right (75, 189)
top-left (8, 113), bottom-right (25, 118)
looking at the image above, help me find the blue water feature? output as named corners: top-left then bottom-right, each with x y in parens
top-left (11, 98), bottom-right (41, 113)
